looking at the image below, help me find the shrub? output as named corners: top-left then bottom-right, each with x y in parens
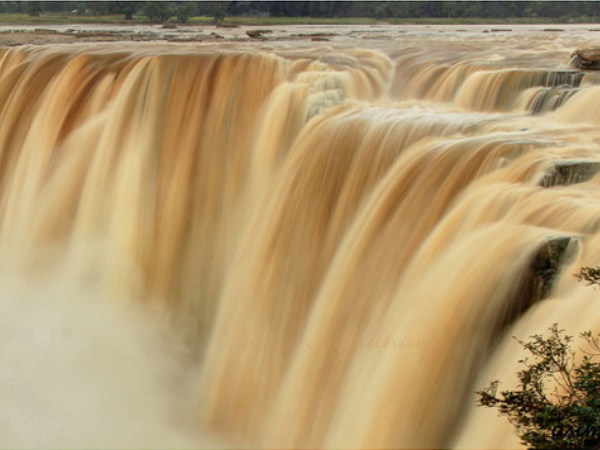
top-left (476, 267), bottom-right (600, 449)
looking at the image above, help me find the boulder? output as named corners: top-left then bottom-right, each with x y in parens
top-left (540, 160), bottom-right (600, 187)
top-left (570, 48), bottom-right (600, 70)
top-left (246, 29), bottom-right (272, 39)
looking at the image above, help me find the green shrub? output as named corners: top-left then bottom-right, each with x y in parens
top-left (476, 267), bottom-right (600, 449)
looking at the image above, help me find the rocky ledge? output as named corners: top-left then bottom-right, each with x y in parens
top-left (570, 48), bottom-right (600, 70)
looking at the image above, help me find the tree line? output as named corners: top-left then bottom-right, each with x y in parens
top-left (2, 1), bottom-right (600, 22)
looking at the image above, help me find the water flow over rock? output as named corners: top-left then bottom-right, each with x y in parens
top-left (1, 32), bottom-right (600, 449)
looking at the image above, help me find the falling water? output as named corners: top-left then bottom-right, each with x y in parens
top-left (2, 26), bottom-right (600, 449)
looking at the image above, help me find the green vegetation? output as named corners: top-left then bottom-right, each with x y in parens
top-left (26, 1), bottom-right (43, 17)
top-left (575, 265), bottom-right (600, 288)
top-left (142, 2), bottom-right (172, 23)
top-left (476, 266), bottom-right (600, 449)
top-left (0, 1), bottom-right (599, 25)
top-left (197, 15), bottom-right (380, 26)
top-left (0, 12), bottom-right (139, 24)
top-left (206, 2), bottom-right (228, 24)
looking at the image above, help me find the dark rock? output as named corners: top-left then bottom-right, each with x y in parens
top-left (246, 29), bottom-right (272, 39)
top-left (504, 236), bottom-right (578, 330)
top-left (540, 160), bottom-right (600, 187)
top-left (537, 70), bottom-right (583, 88)
top-left (33, 28), bottom-right (60, 34)
top-left (570, 48), bottom-right (600, 70)
top-left (246, 30), bottom-right (262, 39)
top-left (300, 32), bottom-right (335, 37)
top-left (528, 236), bottom-right (577, 301)
top-left (529, 86), bottom-right (578, 114)
top-left (166, 35), bottom-right (205, 42)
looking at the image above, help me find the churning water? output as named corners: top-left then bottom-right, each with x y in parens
top-left (2, 25), bottom-right (600, 449)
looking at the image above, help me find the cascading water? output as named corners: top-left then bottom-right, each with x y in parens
top-left (2, 26), bottom-right (600, 449)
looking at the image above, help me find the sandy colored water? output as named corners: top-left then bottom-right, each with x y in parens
top-left (3, 22), bottom-right (600, 449)
top-left (1, 22), bottom-right (600, 46)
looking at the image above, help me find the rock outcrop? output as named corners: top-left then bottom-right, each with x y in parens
top-left (570, 48), bottom-right (600, 70)
top-left (540, 160), bottom-right (600, 187)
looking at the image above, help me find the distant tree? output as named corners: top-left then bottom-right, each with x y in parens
top-left (372, 2), bottom-right (391, 19)
top-left (226, 1), bottom-right (250, 16)
top-left (87, 1), bottom-right (108, 17)
top-left (22, 0), bottom-right (597, 22)
top-left (27, 1), bottom-right (44, 16)
top-left (461, 1), bottom-right (484, 18)
top-left (44, 1), bottom-right (72, 13)
top-left (0, 2), bottom-right (25, 14)
top-left (142, 1), bottom-right (172, 23)
top-left (175, 2), bottom-right (197, 23)
top-left (205, 1), bottom-right (229, 24)
top-left (110, 1), bottom-right (138, 20)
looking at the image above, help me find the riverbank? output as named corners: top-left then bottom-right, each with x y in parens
top-left (1, 12), bottom-right (600, 27)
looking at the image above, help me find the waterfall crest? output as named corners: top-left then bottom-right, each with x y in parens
top-left (2, 33), bottom-right (600, 449)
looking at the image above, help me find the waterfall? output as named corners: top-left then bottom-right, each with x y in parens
top-left (2, 30), bottom-right (600, 449)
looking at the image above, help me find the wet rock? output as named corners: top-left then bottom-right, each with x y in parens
top-left (162, 23), bottom-right (177, 29)
top-left (539, 70), bottom-right (584, 88)
top-left (296, 32), bottom-right (336, 38)
top-left (246, 29), bottom-right (271, 39)
top-left (528, 236), bottom-right (577, 301)
top-left (505, 236), bottom-right (578, 329)
top-left (166, 35), bottom-right (205, 42)
top-left (570, 48), bottom-right (600, 70)
top-left (529, 86), bottom-right (578, 114)
top-left (33, 28), bottom-right (60, 34)
top-left (540, 160), bottom-right (600, 187)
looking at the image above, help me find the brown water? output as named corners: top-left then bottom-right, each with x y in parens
top-left (2, 27), bottom-right (600, 449)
